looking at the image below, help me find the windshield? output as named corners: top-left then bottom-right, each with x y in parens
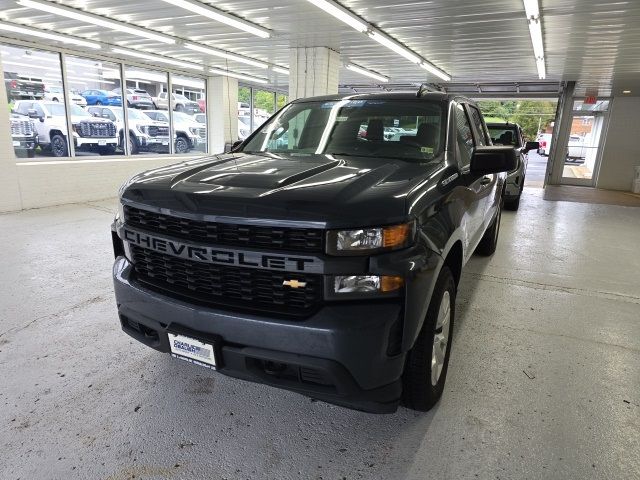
top-left (127, 109), bottom-right (148, 121)
top-left (173, 111), bottom-right (193, 122)
top-left (174, 94), bottom-right (190, 102)
top-left (488, 126), bottom-right (519, 146)
top-left (242, 99), bottom-right (445, 161)
top-left (49, 104), bottom-right (89, 117)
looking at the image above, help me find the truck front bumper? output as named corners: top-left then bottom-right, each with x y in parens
top-left (113, 257), bottom-right (405, 413)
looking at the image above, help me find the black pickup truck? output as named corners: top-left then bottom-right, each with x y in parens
top-left (112, 92), bottom-right (516, 413)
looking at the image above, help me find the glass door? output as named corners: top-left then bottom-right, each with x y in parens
top-left (560, 100), bottom-right (609, 186)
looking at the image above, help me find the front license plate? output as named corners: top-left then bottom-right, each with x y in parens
top-left (168, 333), bottom-right (217, 369)
top-left (162, 141), bottom-right (169, 146)
top-left (98, 139), bottom-right (107, 146)
top-left (12, 140), bottom-right (20, 147)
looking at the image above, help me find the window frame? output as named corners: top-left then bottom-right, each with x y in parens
top-left (453, 101), bottom-right (476, 171)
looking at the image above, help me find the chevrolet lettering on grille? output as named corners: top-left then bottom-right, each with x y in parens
top-left (122, 228), bottom-right (322, 273)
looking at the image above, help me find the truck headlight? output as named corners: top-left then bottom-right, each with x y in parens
top-left (333, 275), bottom-right (404, 294)
top-left (327, 221), bottom-right (415, 255)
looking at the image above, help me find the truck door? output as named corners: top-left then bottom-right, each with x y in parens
top-left (453, 102), bottom-right (487, 255)
top-left (466, 104), bottom-right (500, 233)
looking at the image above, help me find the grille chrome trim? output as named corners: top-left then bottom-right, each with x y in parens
top-left (124, 205), bottom-right (325, 253)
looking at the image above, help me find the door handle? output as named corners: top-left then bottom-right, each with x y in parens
top-left (480, 176), bottom-right (492, 186)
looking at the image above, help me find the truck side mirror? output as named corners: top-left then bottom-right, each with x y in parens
top-left (470, 146), bottom-right (517, 174)
top-left (231, 140), bottom-right (243, 151)
top-left (27, 109), bottom-right (39, 119)
top-left (524, 141), bottom-right (540, 152)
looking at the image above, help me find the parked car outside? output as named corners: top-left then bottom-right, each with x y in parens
top-left (143, 110), bottom-right (204, 153)
top-left (13, 100), bottom-right (118, 157)
top-left (112, 88), bottom-right (155, 110)
top-left (153, 92), bottom-right (200, 114)
top-left (4, 71), bottom-right (45, 101)
top-left (87, 106), bottom-right (170, 154)
top-left (537, 133), bottom-right (552, 156)
top-left (9, 113), bottom-right (37, 158)
top-left (197, 98), bottom-right (205, 112)
top-left (487, 122), bottom-right (538, 210)
top-left (238, 117), bottom-right (250, 140)
top-left (567, 135), bottom-right (587, 160)
top-left (44, 85), bottom-right (87, 106)
top-left (81, 89), bottom-right (122, 106)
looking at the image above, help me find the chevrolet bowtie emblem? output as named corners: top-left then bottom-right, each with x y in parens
top-left (283, 279), bottom-right (307, 289)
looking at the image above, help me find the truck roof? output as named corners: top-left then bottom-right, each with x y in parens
top-left (291, 91), bottom-right (465, 103)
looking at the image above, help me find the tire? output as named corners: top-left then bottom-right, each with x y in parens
top-left (504, 195), bottom-right (520, 211)
top-left (95, 100), bottom-right (103, 106)
top-left (175, 135), bottom-right (189, 154)
top-left (52, 97), bottom-right (59, 102)
top-left (476, 198), bottom-right (502, 256)
top-left (176, 104), bottom-right (185, 112)
top-left (402, 266), bottom-right (456, 411)
top-left (128, 133), bottom-right (139, 155)
top-left (27, 149), bottom-right (36, 158)
top-left (50, 134), bottom-right (68, 157)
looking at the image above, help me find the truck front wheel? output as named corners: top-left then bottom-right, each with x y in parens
top-left (50, 134), bottom-right (68, 157)
top-left (402, 266), bottom-right (456, 411)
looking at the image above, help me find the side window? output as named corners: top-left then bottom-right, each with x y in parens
top-left (34, 104), bottom-right (45, 117)
top-left (455, 104), bottom-right (474, 168)
top-left (468, 106), bottom-right (488, 146)
top-left (16, 102), bottom-right (31, 115)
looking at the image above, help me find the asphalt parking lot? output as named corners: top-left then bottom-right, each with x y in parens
top-left (1, 190), bottom-right (639, 480)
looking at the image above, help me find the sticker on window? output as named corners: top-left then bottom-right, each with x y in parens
top-left (321, 102), bottom-right (338, 109)
top-left (335, 116), bottom-right (348, 122)
top-left (421, 147), bottom-right (434, 154)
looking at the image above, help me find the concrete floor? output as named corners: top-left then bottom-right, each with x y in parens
top-left (1, 189), bottom-right (639, 480)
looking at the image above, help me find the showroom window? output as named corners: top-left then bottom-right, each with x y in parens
top-left (65, 56), bottom-right (123, 156)
top-left (237, 85), bottom-right (287, 135)
top-left (1, 40), bottom-right (209, 159)
top-left (252, 89), bottom-right (276, 132)
top-left (2, 43), bottom-right (70, 158)
top-left (171, 75), bottom-right (207, 154)
top-left (124, 66), bottom-right (171, 155)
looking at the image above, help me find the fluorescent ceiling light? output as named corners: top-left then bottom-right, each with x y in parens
top-left (17, 0), bottom-right (175, 44)
top-left (304, 0), bottom-right (451, 81)
top-left (368, 31), bottom-right (421, 64)
top-left (209, 68), bottom-right (268, 84)
top-left (112, 47), bottom-right (204, 71)
top-left (126, 70), bottom-right (168, 83)
top-left (527, 19), bottom-right (544, 59)
top-left (185, 42), bottom-right (268, 69)
top-left (3, 60), bottom-right (61, 71)
top-left (157, 0), bottom-right (270, 38)
top-left (419, 62), bottom-right (451, 82)
top-left (345, 63), bottom-right (388, 83)
top-left (305, 0), bottom-right (367, 32)
top-left (536, 57), bottom-right (546, 79)
top-left (522, 0), bottom-right (540, 19)
top-left (0, 21), bottom-right (101, 49)
top-left (272, 66), bottom-right (290, 75)
top-left (622, 90), bottom-right (631, 94)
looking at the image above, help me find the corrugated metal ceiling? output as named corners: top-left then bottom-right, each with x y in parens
top-left (0, 0), bottom-right (638, 94)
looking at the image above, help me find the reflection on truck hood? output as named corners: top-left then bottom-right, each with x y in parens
top-left (121, 152), bottom-right (444, 226)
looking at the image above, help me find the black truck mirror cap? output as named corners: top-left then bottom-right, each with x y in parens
top-left (470, 146), bottom-right (517, 174)
top-left (524, 141), bottom-right (540, 152)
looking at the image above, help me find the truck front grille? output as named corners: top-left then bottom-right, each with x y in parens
top-left (124, 206), bottom-right (324, 253)
top-left (130, 245), bottom-right (323, 317)
top-left (77, 121), bottom-right (116, 137)
top-left (10, 119), bottom-right (34, 136)
top-left (148, 126), bottom-right (169, 137)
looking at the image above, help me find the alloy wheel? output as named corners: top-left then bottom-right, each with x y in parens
top-left (431, 290), bottom-right (451, 386)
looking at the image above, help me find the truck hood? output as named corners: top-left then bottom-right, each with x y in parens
top-left (121, 152), bottom-right (445, 227)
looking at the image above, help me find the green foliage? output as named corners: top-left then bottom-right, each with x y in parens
top-left (238, 87), bottom-right (251, 104)
top-left (276, 93), bottom-right (288, 110)
top-left (478, 100), bottom-right (557, 140)
top-left (254, 90), bottom-right (276, 113)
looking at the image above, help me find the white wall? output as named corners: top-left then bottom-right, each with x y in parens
top-left (10, 157), bottom-right (191, 211)
top-left (597, 96), bottom-right (640, 191)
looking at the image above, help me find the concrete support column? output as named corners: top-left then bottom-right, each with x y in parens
top-left (207, 75), bottom-right (238, 155)
top-left (289, 47), bottom-right (340, 100)
top-left (0, 51), bottom-right (23, 212)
